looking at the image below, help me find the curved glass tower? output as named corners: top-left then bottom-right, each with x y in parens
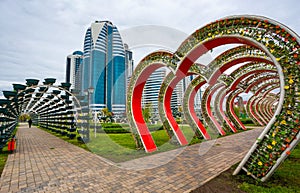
top-left (82, 21), bottom-right (126, 114)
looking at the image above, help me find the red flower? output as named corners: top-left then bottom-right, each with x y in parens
top-left (286, 151), bottom-right (291, 155)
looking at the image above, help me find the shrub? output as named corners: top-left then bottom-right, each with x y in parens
top-left (147, 124), bottom-right (164, 132)
top-left (102, 123), bottom-right (123, 129)
top-left (241, 118), bottom-right (254, 125)
top-left (103, 127), bottom-right (130, 134)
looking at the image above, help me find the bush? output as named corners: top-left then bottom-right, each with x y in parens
top-left (98, 123), bottom-right (131, 133)
top-left (102, 123), bottom-right (124, 129)
top-left (103, 127), bottom-right (130, 134)
top-left (241, 118), bottom-right (254, 125)
top-left (147, 124), bottom-right (164, 132)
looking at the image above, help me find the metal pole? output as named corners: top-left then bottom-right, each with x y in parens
top-left (87, 91), bottom-right (90, 142)
top-left (94, 112), bottom-right (97, 138)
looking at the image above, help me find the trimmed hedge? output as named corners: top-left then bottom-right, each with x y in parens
top-left (97, 124), bottom-right (163, 134)
top-left (102, 123), bottom-right (129, 129)
top-left (240, 118), bottom-right (254, 125)
top-left (103, 127), bottom-right (130, 134)
top-left (147, 124), bottom-right (164, 132)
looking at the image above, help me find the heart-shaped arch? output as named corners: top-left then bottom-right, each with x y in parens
top-left (126, 15), bottom-right (300, 181)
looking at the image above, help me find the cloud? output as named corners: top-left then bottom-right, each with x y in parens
top-left (0, 0), bottom-right (299, 98)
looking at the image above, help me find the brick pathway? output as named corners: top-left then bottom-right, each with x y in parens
top-left (0, 123), bottom-right (261, 193)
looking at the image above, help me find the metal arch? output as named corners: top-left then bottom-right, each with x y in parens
top-left (158, 72), bottom-right (189, 145)
top-left (213, 86), bottom-right (238, 133)
top-left (182, 76), bottom-right (210, 139)
top-left (158, 46), bottom-right (275, 145)
top-left (16, 84), bottom-right (82, 121)
top-left (126, 15), bottom-right (300, 182)
top-left (225, 88), bottom-right (247, 130)
top-left (0, 79), bottom-right (83, 151)
top-left (127, 50), bottom-right (177, 152)
top-left (201, 83), bottom-right (227, 135)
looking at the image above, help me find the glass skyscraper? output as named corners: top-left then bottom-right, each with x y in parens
top-left (66, 51), bottom-right (83, 91)
top-left (82, 21), bottom-right (130, 114)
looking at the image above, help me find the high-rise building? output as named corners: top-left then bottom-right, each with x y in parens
top-left (124, 43), bottom-right (134, 90)
top-left (65, 51), bottom-right (83, 91)
top-left (81, 21), bottom-right (132, 114)
top-left (142, 68), bottom-right (166, 109)
top-left (142, 68), bottom-right (167, 121)
top-left (182, 75), bottom-right (202, 116)
top-left (141, 68), bottom-right (183, 121)
top-left (141, 68), bottom-right (203, 122)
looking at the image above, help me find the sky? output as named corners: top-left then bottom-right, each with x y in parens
top-left (0, 0), bottom-right (299, 97)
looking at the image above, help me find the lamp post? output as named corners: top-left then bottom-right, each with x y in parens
top-left (86, 87), bottom-right (94, 142)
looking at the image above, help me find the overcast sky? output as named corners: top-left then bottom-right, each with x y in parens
top-left (0, 0), bottom-right (299, 97)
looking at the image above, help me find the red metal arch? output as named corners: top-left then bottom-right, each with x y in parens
top-left (219, 89), bottom-right (238, 132)
top-left (206, 84), bottom-right (226, 135)
top-left (187, 79), bottom-right (210, 139)
top-left (245, 75), bottom-right (278, 93)
top-left (131, 64), bottom-right (165, 152)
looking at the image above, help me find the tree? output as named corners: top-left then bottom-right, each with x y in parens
top-left (101, 108), bottom-right (114, 122)
top-left (19, 114), bottom-right (31, 122)
top-left (142, 102), bottom-right (152, 123)
top-left (101, 108), bottom-right (109, 117)
top-left (233, 106), bottom-right (240, 117)
top-left (178, 105), bottom-right (183, 116)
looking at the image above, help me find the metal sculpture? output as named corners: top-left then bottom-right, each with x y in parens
top-left (126, 15), bottom-right (300, 181)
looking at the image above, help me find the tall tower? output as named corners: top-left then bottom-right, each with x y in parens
top-left (182, 75), bottom-right (202, 115)
top-left (82, 21), bottom-right (127, 114)
top-left (124, 43), bottom-right (134, 89)
top-left (66, 51), bottom-right (83, 91)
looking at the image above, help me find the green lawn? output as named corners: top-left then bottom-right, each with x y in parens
top-left (0, 147), bottom-right (10, 175)
top-left (236, 144), bottom-right (300, 193)
top-left (0, 125), bottom-right (18, 176)
top-left (39, 124), bottom-right (238, 163)
top-left (38, 127), bottom-right (90, 151)
top-left (86, 124), bottom-right (200, 162)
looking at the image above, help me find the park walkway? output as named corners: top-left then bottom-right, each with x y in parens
top-left (0, 123), bottom-right (261, 192)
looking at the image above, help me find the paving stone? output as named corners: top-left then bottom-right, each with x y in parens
top-left (0, 123), bottom-right (261, 192)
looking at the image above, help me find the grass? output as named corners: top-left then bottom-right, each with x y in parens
top-left (39, 123), bottom-right (253, 163)
top-left (0, 125), bottom-right (18, 177)
top-left (237, 144), bottom-right (300, 193)
top-left (86, 124), bottom-right (200, 162)
top-left (192, 143), bottom-right (300, 193)
top-left (38, 127), bottom-right (90, 151)
top-left (0, 147), bottom-right (10, 176)
top-left (38, 124), bottom-right (202, 163)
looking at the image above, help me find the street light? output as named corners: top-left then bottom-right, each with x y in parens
top-left (85, 87), bottom-right (94, 142)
